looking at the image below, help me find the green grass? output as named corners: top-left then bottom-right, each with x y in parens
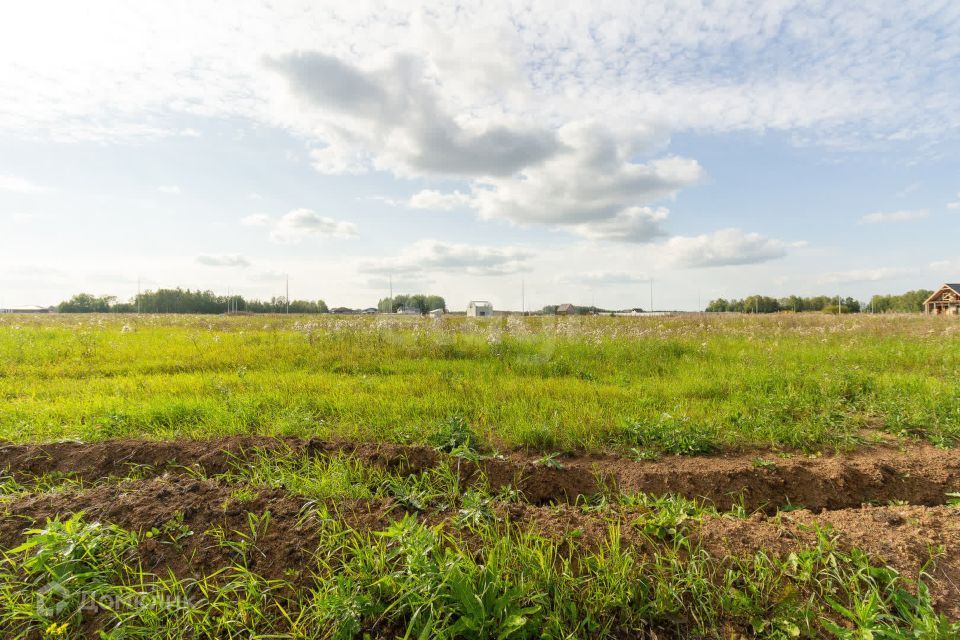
top-left (2, 313), bottom-right (959, 452)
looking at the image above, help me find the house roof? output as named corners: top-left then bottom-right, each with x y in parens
top-left (923, 283), bottom-right (960, 304)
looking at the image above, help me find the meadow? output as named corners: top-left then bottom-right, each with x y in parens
top-left (1, 313), bottom-right (959, 453)
top-left (1, 312), bottom-right (959, 638)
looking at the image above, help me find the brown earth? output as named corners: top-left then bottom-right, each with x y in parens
top-left (2, 436), bottom-right (958, 511)
top-left (696, 506), bottom-right (960, 619)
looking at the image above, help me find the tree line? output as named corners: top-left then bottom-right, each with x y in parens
top-left (706, 289), bottom-right (934, 314)
top-left (56, 289), bottom-right (449, 315)
top-left (57, 289), bottom-right (329, 314)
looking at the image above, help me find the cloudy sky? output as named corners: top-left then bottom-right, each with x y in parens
top-left (2, 1), bottom-right (959, 311)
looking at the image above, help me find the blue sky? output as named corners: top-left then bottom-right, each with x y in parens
top-left (1, 1), bottom-right (958, 310)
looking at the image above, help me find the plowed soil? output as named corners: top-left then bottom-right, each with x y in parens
top-left (2, 436), bottom-right (958, 511)
top-left (1, 473), bottom-right (959, 619)
top-left (3, 436), bottom-right (959, 622)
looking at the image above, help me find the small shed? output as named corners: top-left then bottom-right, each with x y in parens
top-left (556, 303), bottom-right (575, 315)
top-left (428, 308), bottom-right (444, 318)
top-left (924, 284), bottom-right (960, 315)
top-left (466, 301), bottom-right (493, 317)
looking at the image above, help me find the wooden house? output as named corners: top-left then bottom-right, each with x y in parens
top-left (924, 284), bottom-right (960, 315)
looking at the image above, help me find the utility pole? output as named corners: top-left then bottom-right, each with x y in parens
top-left (521, 279), bottom-right (525, 315)
top-left (137, 277), bottom-right (141, 315)
top-left (285, 275), bottom-right (290, 314)
top-left (389, 272), bottom-right (393, 313)
top-left (649, 278), bottom-right (653, 313)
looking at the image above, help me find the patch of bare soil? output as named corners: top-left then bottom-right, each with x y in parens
top-left (2, 437), bottom-right (958, 511)
top-left (0, 475), bottom-right (320, 583)
top-left (695, 505), bottom-right (960, 619)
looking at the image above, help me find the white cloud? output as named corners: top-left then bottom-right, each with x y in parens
top-left (269, 52), bottom-right (559, 178)
top-left (471, 123), bottom-right (698, 226)
top-left (407, 190), bottom-right (472, 210)
top-left (818, 267), bottom-right (909, 284)
top-left (245, 209), bottom-right (358, 243)
top-left (860, 209), bottom-right (928, 224)
top-left (0, 175), bottom-right (45, 194)
top-left (196, 254), bottom-right (251, 268)
top-left (359, 239), bottom-right (533, 277)
top-left (157, 184), bottom-right (181, 195)
top-left (657, 229), bottom-right (792, 268)
top-left (948, 193), bottom-right (960, 210)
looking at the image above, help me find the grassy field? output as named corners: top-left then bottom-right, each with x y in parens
top-left (1, 313), bottom-right (959, 452)
top-left (2, 312), bottom-right (960, 638)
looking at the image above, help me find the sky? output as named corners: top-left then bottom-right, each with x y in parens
top-left (1, 1), bottom-right (959, 311)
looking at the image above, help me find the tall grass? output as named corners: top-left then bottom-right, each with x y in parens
top-left (1, 313), bottom-right (958, 452)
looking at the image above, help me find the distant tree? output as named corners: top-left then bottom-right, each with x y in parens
top-left (868, 289), bottom-right (933, 313)
top-left (58, 293), bottom-right (114, 313)
top-left (705, 298), bottom-right (730, 312)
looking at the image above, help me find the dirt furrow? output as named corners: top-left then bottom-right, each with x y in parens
top-left (1, 437), bottom-right (958, 512)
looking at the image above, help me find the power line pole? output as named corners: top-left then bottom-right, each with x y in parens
top-left (649, 278), bottom-right (653, 313)
top-left (521, 279), bottom-right (525, 315)
top-left (389, 272), bottom-right (393, 313)
top-left (286, 275), bottom-right (290, 314)
top-left (137, 277), bottom-right (141, 315)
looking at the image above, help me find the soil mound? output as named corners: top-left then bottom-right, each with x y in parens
top-left (2, 437), bottom-right (958, 511)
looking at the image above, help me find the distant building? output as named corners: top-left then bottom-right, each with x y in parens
top-left (397, 306), bottom-right (421, 315)
top-left (0, 305), bottom-right (51, 314)
top-left (331, 306), bottom-right (356, 314)
top-left (428, 308), bottom-right (444, 318)
top-left (361, 307), bottom-right (378, 314)
top-left (466, 300), bottom-right (493, 317)
top-left (924, 284), bottom-right (960, 315)
top-left (556, 303), bottom-right (575, 315)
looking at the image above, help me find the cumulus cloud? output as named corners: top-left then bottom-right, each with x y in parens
top-left (0, 175), bottom-right (45, 194)
top-left (818, 267), bottom-right (909, 284)
top-left (157, 184), bottom-right (181, 195)
top-left (860, 209), bottom-right (928, 224)
top-left (657, 229), bottom-right (792, 268)
top-left (948, 194), bottom-right (960, 210)
top-left (470, 122), bottom-right (700, 233)
top-left (359, 239), bottom-right (533, 277)
top-left (268, 52), bottom-right (559, 178)
top-left (242, 209), bottom-right (358, 243)
top-left (196, 254), bottom-right (250, 267)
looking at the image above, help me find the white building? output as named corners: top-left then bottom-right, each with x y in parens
top-left (466, 300), bottom-right (493, 317)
